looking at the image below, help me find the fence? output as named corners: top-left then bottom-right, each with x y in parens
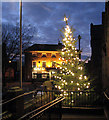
top-left (1, 88), bottom-right (60, 120)
top-left (19, 97), bottom-right (65, 120)
top-left (62, 91), bottom-right (103, 107)
top-left (1, 89), bottom-right (103, 120)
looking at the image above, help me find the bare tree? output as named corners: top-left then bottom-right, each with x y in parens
top-left (2, 23), bottom-right (36, 87)
top-left (2, 23), bottom-right (36, 61)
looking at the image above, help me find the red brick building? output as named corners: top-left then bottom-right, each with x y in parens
top-left (24, 42), bottom-right (63, 82)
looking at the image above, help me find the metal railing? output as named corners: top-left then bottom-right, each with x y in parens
top-left (62, 91), bottom-right (103, 108)
top-left (104, 89), bottom-right (109, 101)
top-left (1, 90), bottom-right (57, 120)
top-left (1, 90), bottom-right (103, 120)
top-left (19, 97), bottom-right (65, 120)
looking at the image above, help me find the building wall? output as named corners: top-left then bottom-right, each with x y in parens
top-left (102, 2), bottom-right (109, 89)
top-left (25, 50), bottom-right (63, 81)
top-left (90, 2), bottom-right (109, 90)
top-left (90, 23), bottom-right (103, 91)
top-left (31, 51), bottom-right (61, 68)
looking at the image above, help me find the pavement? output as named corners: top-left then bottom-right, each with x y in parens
top-left (62, 114), bottom-right (106, 120)
top-left (62, 107), bottom-right (107, 120)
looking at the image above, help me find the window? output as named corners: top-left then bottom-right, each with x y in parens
top-left (5, 68), bottom-right (14, 78)
top-left (52, 61), bottom-right (56, 68)
top-left (37, 74), bottom-right (42, 78)
top-left (47, 53), bottom-right (51, 57)
top-left (33, 62), bottom-right (36, 67)
top-left (42, 61), bottom-right (46, 67)
top-left (52, 55), bottom-right (56, 58)
top-left (32, 73), bottom-right (37, 79)
top-left (32, 54), bottom-right (37, 58)
top-left (42, 74), bottom-right (47, 79)
top-left (42, 54), bottom-right (47, 57)
top-left (37, 53), bottom-right (42, 57)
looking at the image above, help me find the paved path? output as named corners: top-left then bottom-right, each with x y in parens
top-left (62, 107), bottom-right (107, 120)
top-left (62, 114), bottom-right (106, 120)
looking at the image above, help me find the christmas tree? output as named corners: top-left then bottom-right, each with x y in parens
top-left (52, 16), bottom-right (91, 96)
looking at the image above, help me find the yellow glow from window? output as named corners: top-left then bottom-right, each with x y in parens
top-left (34, 67), bottom-right (37, 71)
top-left (42, 68), bottom-right (45, 70)
top-left (48, 65), bottom-right (50, 67)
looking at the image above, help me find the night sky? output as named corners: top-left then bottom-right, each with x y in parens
top-left (2, 2), bottom-right (105, 58)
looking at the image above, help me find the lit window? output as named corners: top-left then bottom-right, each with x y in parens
top-left (42, 54), bottom-right (47, 57)
top-left (32, 54), bottom-right (37, 57)
top-left (42, 61), bottom-right (46, 68)
top-left (52, 55), bottom-right (56, 58)
top-left (42, 74), bottom-right (47, 79)
top-left (47, 53), bottom-right (51, 57)
top-left (32, 73), bottom-right (37, 79)
top-left (37, 53), bottom-right (42, 57)
top-left (33, 62), bottom-right (36, 67)
top-left (52, 61), bottom-right (56, 68)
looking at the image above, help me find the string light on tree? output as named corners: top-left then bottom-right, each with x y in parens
top-left (53, 15), bottom-right (92, 96)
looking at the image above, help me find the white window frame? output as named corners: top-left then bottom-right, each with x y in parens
top-left (42, 61), bottom-right (46, 68)
top-left (42, 74), bottom-right (47, 79)
top-left (52, 61), bottom-right (56, 68)
top-left (51, 53), bottom-right (56, 58)
top-left (32, 73), bottom-right (37, 79)
top-left (32, 61), bottom-right (36, 67)
top-left (42, 53), bottom-right (47, 58)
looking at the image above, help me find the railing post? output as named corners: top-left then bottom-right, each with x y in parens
top-left (49, 91), bottom-right (50, 102)
top-left (70, 91), bottom-right (72, 107)
top-left (52, 90), bottom-right (53, 100)
top-left (41, 90), bottom-right (42, 106)
top-left (44, 90), bottom-right (45, 104)
top-left (103, 89), bottom-right (109, 120)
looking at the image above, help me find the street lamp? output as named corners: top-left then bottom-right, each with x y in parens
top-left (20, 0), bottom-right (22, 88)
top-left (78, 35), bottom-right (81, 59)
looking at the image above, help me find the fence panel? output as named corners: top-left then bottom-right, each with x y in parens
top-left (62, 91), bottom-right (103, 108)
top-left (1, 90), bottom-right (103, 119)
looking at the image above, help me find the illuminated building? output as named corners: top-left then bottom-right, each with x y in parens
top-left (24, 42), bottom-right (63, 81)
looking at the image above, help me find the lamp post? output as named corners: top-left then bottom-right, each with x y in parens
top-left (78, 35), bottom-right (81, 59)
top-left (20, 0), bottom-right (22, 88)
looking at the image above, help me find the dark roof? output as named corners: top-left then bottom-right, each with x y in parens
top-left (25, 43), bottom-right (63, 51)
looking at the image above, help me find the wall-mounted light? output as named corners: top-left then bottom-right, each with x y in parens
top-left (9, 61), bottom-right (11, 63)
